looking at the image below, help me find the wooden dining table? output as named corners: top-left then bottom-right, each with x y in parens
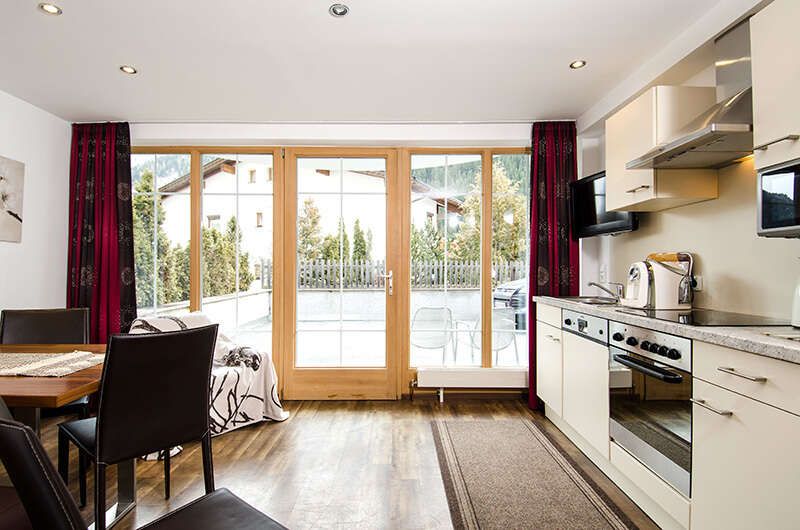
top-left (0, 344), bottom-right (136, 529)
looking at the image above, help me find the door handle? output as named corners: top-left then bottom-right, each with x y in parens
top-left (717, 366), bottom-right (767, 382)
top-left (625, 184), bottom-right (651, 193)
top-left (381, 270), bottom-right (393, 296)
top-left (754, 134), bottom-right (800, 151)
top-left (691, 398), bottom-right (733, 417)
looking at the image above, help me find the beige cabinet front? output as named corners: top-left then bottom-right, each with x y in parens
top-left (535, 320), bottom-right (563, 416)
top-left (691, 378), bottom-right (800, 529)
top-left (605, 85), bottom-right (718, 212)
top-left (562, 331), bottom-right (609, 458)
top-left (751, 0), bottom-right (800, 170)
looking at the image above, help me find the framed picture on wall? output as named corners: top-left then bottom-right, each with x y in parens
top-left (0, 155), bottom-right (24, 243)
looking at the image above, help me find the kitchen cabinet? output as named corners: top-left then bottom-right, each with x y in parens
top-left (605, 86), bottom-right (718, 212)
top-left (751, 0), bottom-right (800, 170)
top-left (691, 378), bottom-right (800, 529)
top-left (562, 331), bottom-right (609, 458)
top-left (535, 321), bottom-right (563, 416)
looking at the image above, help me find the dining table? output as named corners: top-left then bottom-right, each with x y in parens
top-left (0, 343), bottom-right (136, 529)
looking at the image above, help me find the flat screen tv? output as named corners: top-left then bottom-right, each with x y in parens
top-left (570, 171), bottom-right (638, 238)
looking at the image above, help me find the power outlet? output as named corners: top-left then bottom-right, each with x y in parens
top-left (599, 264), bottom-right (608, 283)
top-left (693, 275), bottom-right (704, 292)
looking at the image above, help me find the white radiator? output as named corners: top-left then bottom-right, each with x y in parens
top-left (416, 367), bottom-right (527, 401)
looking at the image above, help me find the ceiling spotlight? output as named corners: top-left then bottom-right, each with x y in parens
top-left (37, 3), bottom-right (62, 15)
top-left (119, 65), bottom-right (138, 75)
top-left (329, 3), bottom-right (349, 17)
top-left (569, 60), bottom-right (587, 70)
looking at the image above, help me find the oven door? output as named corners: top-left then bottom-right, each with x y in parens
top-left (609, 347), bottom-right (692, 497)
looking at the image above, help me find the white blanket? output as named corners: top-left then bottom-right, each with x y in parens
top-left (128, 313), bottom-right (288, 440)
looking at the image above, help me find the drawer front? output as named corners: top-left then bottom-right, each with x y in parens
top-left (535, 321), bottom-right (563, 416)
top-left (694, 341), bottom-right (800, 416)
top-left (536, 303), bottom-right (562, 328)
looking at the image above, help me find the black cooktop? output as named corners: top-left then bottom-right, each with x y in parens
top-left (615, 307), bottom-right (790, 327)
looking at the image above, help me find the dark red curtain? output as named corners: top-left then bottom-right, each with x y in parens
top-left (67, 122), bottom-right (137, 343)
top-left (528, 121), bottom-right (579, 409)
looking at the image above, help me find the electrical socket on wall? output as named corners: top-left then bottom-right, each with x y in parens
top-left (599, 264), bottom-right (608, 283)
top-left (693, 275), bottom-right (704, 292)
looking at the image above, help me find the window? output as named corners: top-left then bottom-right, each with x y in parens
top-left (410, 154), bottom-right (482, 367)
top-left (131, 153), bottom-right (191, 317)
top-left (491, 154), bottom-right (531, 367)
top-left (201, 154), bottom-right (275, 352)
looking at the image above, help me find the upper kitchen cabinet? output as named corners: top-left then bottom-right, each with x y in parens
top-left (751, 0), bottom-right (800, 170)
top-left (605, 86), bottom-right (718, 212)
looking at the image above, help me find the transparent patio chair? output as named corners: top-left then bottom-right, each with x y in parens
top-left (468, 307), bottom-right (519, 365)
top-left (410, 307), bottom-right (455, 364)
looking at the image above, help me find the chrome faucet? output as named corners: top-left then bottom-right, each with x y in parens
top-left (588, 281), bottom-right (624, 301)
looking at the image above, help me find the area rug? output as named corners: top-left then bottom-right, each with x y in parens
top-left (431, 419), bottom-right (638, 530)
top-left (0, 351), bottom-right (103, 377)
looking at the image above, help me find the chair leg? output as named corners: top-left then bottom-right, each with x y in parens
top-left (164, 448), bottom-right (170, 499)
top-left (95, 462), bottom-right (107, 530)
top-left (201, 434), bottom-right (215, 494)
top-left (78, 453), bottom-right (87, 507)
top-left (57, 429), bottom-right (69, 484)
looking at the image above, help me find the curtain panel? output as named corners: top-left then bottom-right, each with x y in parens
top-left (528, 121), bottom-right (579, 409)
top-left (67, 122), bottom-right (136, 343)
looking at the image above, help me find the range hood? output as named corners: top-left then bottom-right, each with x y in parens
top-left (627, 21), bottom-right (753, 170)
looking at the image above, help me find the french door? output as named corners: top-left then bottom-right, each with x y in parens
top-left (283, 148), bottom-right (401, 399)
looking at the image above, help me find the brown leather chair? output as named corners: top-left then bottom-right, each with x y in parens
top-left (0, 417), bottom-right (286, 530)
top-left (0, 308), bottom-right (92, 419)
top-left (0, 308), bottom-right (90, 344)
top-left (57, 325), bottom-right (232, 528)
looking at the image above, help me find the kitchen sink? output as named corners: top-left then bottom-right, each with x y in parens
top-left (560, 296), bottom-right (619, 306)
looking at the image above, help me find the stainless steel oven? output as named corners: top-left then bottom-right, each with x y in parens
top-left (608, 321), bottom-right (693, 497)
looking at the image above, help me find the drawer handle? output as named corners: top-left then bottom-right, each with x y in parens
top-left (545, 334), bottom-right (561, 343)
top-left (717, 366), bottom-right (767, 382)
top-left (625, 184), bottom-right (651, 193)
top-left (691, 398), bottom-right (733, 417)
top-left (754, 134), bottom-right (800, 151)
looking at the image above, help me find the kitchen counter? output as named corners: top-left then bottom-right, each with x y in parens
top-left (533, 296), bottom-right (800, 365)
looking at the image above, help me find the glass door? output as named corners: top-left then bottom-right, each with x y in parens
top-left (284, 148), bottom-right (399, 399)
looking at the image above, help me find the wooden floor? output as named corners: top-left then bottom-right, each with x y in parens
top-left (23, 399), bottom-right (656, 529)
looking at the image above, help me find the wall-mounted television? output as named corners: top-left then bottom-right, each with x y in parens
top-left (570, 171), bottom-right (638, 238)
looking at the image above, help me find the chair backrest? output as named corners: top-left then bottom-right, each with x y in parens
top-left (410, 307), bottom-right (453, 348)
top-left (491, 307), bottom-right (517, 350)
top-left (0, 418), bottom-right (85, 530)
top-left (0, 308), bottom-right (90, 344)
top-left (95, 324), bottom-right (218, 464)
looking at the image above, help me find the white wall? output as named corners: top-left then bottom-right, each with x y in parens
top-left (0, 90), bottom-right (71, 309)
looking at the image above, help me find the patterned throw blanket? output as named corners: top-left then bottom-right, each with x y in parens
top-left (128, 313), bottom-right (288, 460)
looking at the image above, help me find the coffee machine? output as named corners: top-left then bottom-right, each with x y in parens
top-left (622, 252), bottom-right (693, 310)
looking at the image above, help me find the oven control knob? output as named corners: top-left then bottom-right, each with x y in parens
top-left (667, 348), bottom-right (681, 360)
top-left (658, 345), bottom-right (669, 356)
top-left (626, 336), bottom-right (639, 346)
top-left (640, 340), bottom-right (651, 350)
top-left (564, 318), bottom-right (572, 326)
top-left (612, 332), bottom-right (625, 342)
top-left (649, 343), bottom-right (661, 354)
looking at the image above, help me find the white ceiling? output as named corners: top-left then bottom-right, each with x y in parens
top-left (0, 0), bottom-right (722, 123)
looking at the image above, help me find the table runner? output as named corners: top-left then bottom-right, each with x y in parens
top-left (0, 351), bottom-right (104, 377)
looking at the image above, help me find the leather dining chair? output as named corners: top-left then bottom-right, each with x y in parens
top-left (0, 308), bottom-right (92, 419)
top-left (0, 417), bottom-right (286, 530)
top-left (57, 325), bottom-right (227, 529)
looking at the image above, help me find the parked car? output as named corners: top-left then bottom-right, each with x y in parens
top-left (492, 278), bottom-right (527, 330)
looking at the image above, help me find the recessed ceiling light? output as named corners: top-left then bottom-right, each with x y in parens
top-left (569, 60), bottom-right (587, 70)
top-left (119, 65), bottom-right (138, 75)
top-left (37, 3), bottom-right (62, 15)
top-left (329, 3), bottom-right (349, 17)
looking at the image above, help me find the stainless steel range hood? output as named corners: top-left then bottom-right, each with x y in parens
top-left (627, 21), bottom-right (753, 170)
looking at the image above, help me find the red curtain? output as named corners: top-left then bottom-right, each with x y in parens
top-left (67, 123), bottom-right (137, 343)
top-left (528, 121), bottom-right (579, 409)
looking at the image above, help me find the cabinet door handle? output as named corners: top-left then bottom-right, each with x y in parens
top-left (754, 134), bottom-right (800, 151)
top-left (625, 184), bottom-right (651, 193)
top-left (545, 334), bottom-right (560, 343)
top-left (691, 398), bottom-right (733, 416)
top-left (717, 366), bottom-right (767, 382)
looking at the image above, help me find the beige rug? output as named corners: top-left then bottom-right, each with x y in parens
top-left (432, 419), bottom-right (638, 530)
